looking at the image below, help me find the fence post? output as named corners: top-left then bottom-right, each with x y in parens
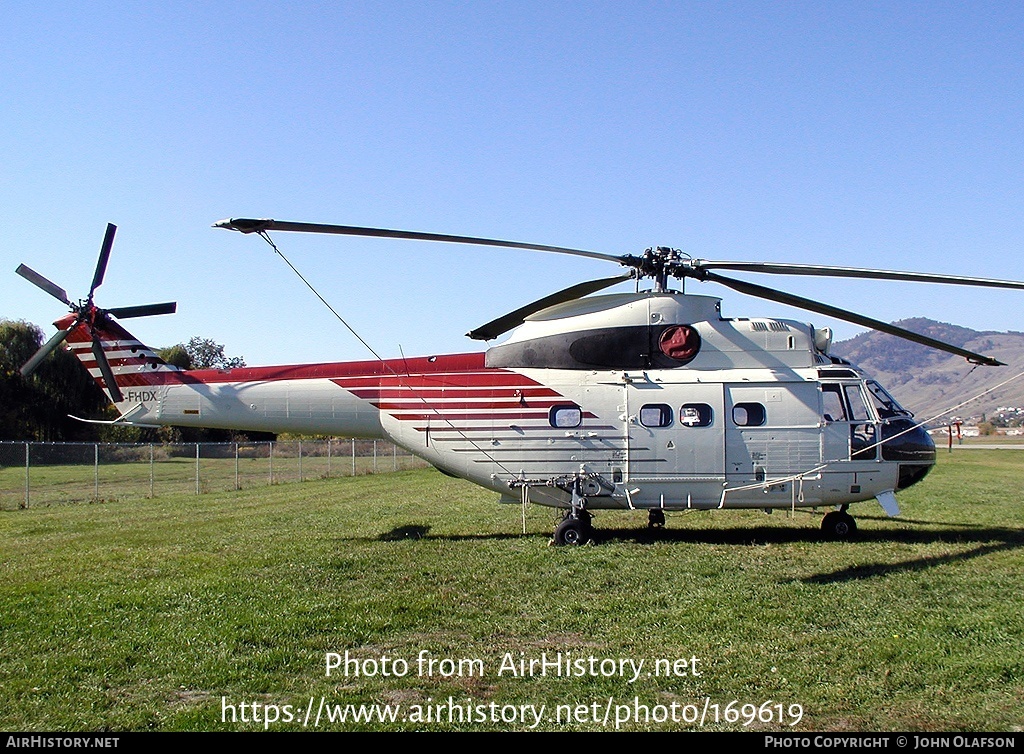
top-left (195, 443), bottom-right (201, 495)
top-left (269, 441), bottom-right (274, 485)
top-left (235, 442), bottom-right (240, 490)
top-left (23, 442), bottom-right (29, 509)
top-left (373, 440), bottom-right (378, 473)
top-left (299, 440), bottom-right (303, 482)
top-left (149, 443), bottom-right (155, 498)
top-left (94, 443), bottom-right (99, 500)
top-left (351, 438), bottom-right (355, 476)
top-left (393, 443), bottom-right (397, 471)
top-left (327, 438), bottom-right (332, 478)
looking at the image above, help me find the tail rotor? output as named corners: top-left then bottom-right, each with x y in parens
top-left (15, 224), bottom-right (176, 401)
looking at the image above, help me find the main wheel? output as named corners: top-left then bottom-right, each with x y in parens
top-left (821, 510), bottom-right (857, 539)
top-left (554, 516), bottom-right (590, 546)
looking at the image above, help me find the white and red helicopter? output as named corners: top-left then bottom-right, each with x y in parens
top-left (16, 220), bottom-right (1024, 544)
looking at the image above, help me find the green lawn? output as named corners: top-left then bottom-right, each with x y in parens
top-left (1, 450), bottom-right (1022, 731)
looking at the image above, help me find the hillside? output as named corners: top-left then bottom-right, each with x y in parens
top-left (831, 318), bottom-right (1024, 425)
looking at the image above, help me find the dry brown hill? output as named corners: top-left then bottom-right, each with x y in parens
top-left (831, 318), bottom-right (1024, 425)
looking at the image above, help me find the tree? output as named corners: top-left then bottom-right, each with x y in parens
top-left (0, 320), bottom-right (43, 440)
top-left (170, 337), bottom-right (246, 370)
top-left (0, 319), bottom-right (107, 441)
top-left (158, 344), bottom-right (192, 369)
top-left (0, 319), bottom-right (44, 370)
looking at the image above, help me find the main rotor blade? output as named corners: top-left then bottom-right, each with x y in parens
top-left (467, 273), bottom-right (634, 341)
top-left (91, 337), bottom-right (124, 403)
top-left (20, 327), bottom-right (73, 377)
top-left (213, 218), bottom-right (624, 264)
top-left (107, 302), bottom-right (177, 319)
top-left (16, 264), bottom-right (70, 305)
top-left (89, 223), bottom-right (117, 298)
top-left (694, 261), bottom-right (1024, 290)
top-left (701, 270), bottom-right (1004, 366)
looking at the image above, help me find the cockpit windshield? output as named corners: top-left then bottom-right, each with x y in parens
top-left (866, 380), bottom-right (913, 419)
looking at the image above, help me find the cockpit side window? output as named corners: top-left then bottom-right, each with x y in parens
top-left (844, 384), bottom-right (871, 422)
top-left (865, 380), bottom-right (913, 419)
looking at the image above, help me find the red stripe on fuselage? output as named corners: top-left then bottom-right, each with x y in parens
top-left (372, 399), bottom-right (564, 411)
top-left (421, 424), bottom-right (616, 434)
top-left (78, 352), bottom-right (495, 387)
top-left (330, 373), bottom-right (539, 389)
top-left (346, 386), bottom-right (560, 400)
top-left (187, 353), bottom-right (493, 384)
top-left (383, 411), bottom-right (552, 422)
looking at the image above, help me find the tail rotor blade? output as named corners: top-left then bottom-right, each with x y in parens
top-left (91, 337), bottom-right (124, 403)
top-left (89, 223), bottom-right (117, 298)
top-left (16, 264), bottom-right (70, 305)
top-left (20, 327), bottom-right (73, 377)
top-left (107, 302), bottom-right (177, 319)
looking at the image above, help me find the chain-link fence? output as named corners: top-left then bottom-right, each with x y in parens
top-left (0, 439), bottom-right (429, 509)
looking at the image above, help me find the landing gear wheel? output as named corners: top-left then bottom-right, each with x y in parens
top-left (554, 516), bottom-right (591, 546)
top-left (648, 509), bottom-right (666, 528)
top-left (552, 476), bottom-right (595, 546)
top-left (821, 510), bottom-right (857, 539)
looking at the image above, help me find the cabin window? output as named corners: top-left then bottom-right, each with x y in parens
top-left (732, 402), bottom-right (766, 427)
top-left (680, 403), bottom-right (713, 427)
top-left (821, 384), bottom-right (848, 422)
top-left (639, 404), bottom-right (672, 427)
top-left (549, 404), bottom-right (582, 428)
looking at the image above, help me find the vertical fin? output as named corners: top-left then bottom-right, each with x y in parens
top-left (61, 311), bottom-right (181, 403)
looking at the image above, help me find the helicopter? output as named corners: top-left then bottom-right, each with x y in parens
top-left (16, 220), bottom-right (1024, 545)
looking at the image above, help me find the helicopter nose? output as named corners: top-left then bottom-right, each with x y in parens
top-left (880, 418), bottom-right (936, 490)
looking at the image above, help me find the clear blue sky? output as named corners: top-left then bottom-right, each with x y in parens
top-left (3, 2), bottom-right (1022, 366)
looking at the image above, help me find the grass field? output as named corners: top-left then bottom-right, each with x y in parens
top-left (1, 449), bottom-right (1022, 732)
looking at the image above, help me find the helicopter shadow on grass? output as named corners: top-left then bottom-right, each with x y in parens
top-left (588, 517), bottom-right (1024, 584)
top-left (338, 524), bottom-right (538, 543)
top-left (360, 523), bottom-right (821, 546)
top-left (795, 537), bottom-right (1023, 584)
top-left (361, 516), bottom-right (1024, 549)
